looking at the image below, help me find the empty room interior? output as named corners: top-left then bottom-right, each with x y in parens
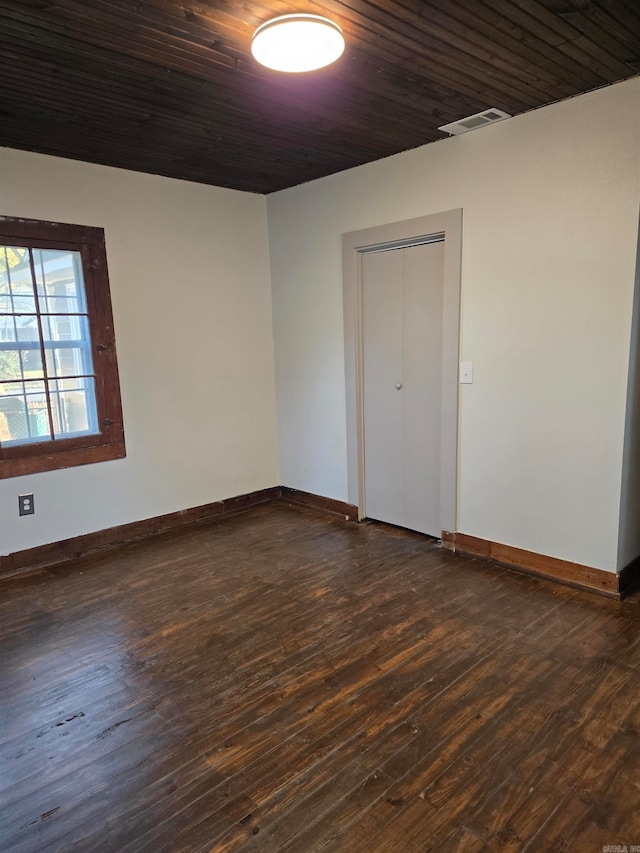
top-left (1, 2), bottom-right (640, 851)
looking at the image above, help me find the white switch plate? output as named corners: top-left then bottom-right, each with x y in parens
top-left (460, 361), bottom-right (473, 384)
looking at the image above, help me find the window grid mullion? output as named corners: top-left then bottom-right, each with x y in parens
top-left (3, 312), bottom-right (90, 318)
top-left (27, 248), bottom-right (56, 441)
top-left (0, 374), bottom-right (94, 386)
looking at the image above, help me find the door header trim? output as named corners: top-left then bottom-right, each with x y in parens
top-left (358, 232), bottom-right (445, 254)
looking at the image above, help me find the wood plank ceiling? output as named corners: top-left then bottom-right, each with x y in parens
top-left (0, 1), bottom-right (638, 194)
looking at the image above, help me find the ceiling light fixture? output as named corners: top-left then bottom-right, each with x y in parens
top-left (251, 14), bottom-right (345, 73)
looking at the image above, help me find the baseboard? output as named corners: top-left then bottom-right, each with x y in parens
top-left (0, 486), bottom-right (357, 580)
top-left (0, 487), bottom-right (279, 579)
top-left (441, 530), bottom-right (622, 599)
top-left (279, 486), bottom-right (359, 521)
top-left (5, 498), bottom-right (626, 600)
top-left (619, 555), bottom-right (640, 597)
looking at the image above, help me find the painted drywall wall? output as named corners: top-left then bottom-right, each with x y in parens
top-left (0, 148), bottom-right (279, 555)
top-left (618, 219), bottom-right (640, 571)
top-left (267, 77), bottom-right (640, 573)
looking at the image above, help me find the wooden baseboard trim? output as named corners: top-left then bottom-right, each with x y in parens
top-left (224, 487), bottom-right (280, 515)
top-left (619, 555), bottom-right (640, 597)
top-left (0, 486), bottom-right (358, 581)
top-left (278, 486), bottom-right (359, 521)
top-left (441, 530), bottom-right (622, 599)
top-left (4, 492), bottom-right (631, 599)
top-left (0, 487), bottom-right (280, 579)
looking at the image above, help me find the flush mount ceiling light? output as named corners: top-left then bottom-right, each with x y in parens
top-left (251, 14), bottom-right (345, 73)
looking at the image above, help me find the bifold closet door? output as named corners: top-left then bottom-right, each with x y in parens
top-left (362, 240), bottom-right (445, 537)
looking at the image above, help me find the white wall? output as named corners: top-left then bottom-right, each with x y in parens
top-left (0, 149), bottom-right (279, 555)
top-left (267, 77), bottom-right (640, 573)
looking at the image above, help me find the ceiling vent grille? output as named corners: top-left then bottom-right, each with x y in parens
top-left (438, 108), bottom-right (511, 136)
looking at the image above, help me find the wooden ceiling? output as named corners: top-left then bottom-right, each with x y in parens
top-left (0, 1), bottom-right (638, 194)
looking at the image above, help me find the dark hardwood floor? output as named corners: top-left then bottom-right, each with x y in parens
top-left (1, 503), bottom-right (640, 852)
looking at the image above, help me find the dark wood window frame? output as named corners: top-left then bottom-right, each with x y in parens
top-left (0, 217), bottom-right (125, 478)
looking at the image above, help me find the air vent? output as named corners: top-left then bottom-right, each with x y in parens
top-left (438, 108), bottom-right (511, 136)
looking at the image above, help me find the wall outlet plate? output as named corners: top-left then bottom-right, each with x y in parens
top-left (19, 494), bottom-right (35, 516)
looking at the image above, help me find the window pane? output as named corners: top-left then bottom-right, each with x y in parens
top-left (33, 249), bottom-right (86, 314)
top-left (45, 345), bottom-right (93, 378)
top-left (0, 392), bottom-right (29, 443)
top-left (0, 245), bottom-right (29, 288)
top-left (0, 315), bottom-right (41, 343)
top-left (49, 377), bottom-right (98, 438)
top-left (43, 312), bottom-right (91, 344)
top-left (0, 348), bottom-right (44, 381)
top-left (0, 314), bottom-right (14, 343)
top-left (18, 318), bottom-right (40, 343)
top-left (0, 247), bottom-right (34, 301)
top-left (0, 294), bottom-right (37, 313)
top-left (0, 381), bottom-right (51, 444)
top-left (42, 313), bottom-right (94, 378)
top-left (0, 349), bottom-right (21, 381)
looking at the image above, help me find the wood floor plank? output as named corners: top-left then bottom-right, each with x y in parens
top-left (106, 615), bottom-right (495, 851)
top-left (0, 503), bottom-right (638, 851)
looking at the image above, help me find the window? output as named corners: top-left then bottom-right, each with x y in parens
top-left (0, 217), bottom-right (125, 478)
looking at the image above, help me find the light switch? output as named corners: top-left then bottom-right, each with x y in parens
top-left (460, 361), bottom-right (473, 384)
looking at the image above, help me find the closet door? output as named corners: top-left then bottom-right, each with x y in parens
top-left (362, 240), bottom-right (445, 537)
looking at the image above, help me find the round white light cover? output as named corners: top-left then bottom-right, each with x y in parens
top-left (252, 14), bottom-right (345, 73)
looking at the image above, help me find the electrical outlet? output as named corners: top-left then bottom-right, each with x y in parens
top-left (18, 494), bottom-right (35, 516)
